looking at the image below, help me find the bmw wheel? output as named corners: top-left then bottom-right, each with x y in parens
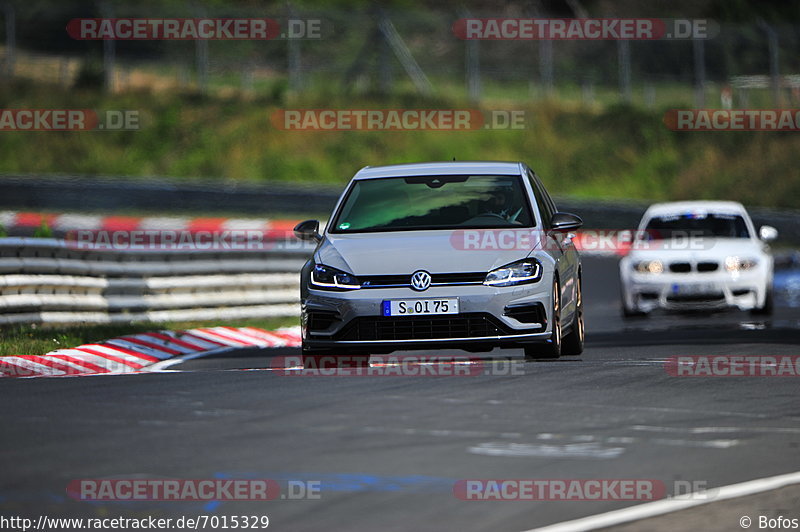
top-left (751, 284), bottom-right (774, 316)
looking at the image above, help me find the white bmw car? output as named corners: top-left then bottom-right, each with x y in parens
top-left (620, 201), bottom-right (777, 317)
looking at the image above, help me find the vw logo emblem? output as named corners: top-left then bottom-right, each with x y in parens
top-left (410, 270), bottom-right (432, 291)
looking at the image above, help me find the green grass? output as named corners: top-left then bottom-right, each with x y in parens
top-left (1, 80), bottom-right (799, 209)
top-left (0, 316), bottom-right (299, 357)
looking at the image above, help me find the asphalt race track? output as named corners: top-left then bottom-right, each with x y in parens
top-left (2, 256), bottom-right (800, 531)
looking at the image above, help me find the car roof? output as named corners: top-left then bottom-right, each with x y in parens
top-left (643, 200), bottom-right (747, 218)
top-left (353, 161), bottom-right (525, 179)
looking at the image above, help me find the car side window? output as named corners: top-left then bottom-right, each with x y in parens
top-left (540, 178), bottom-right (559, 216)
top-left (527, 170), bottom-right (555, 228)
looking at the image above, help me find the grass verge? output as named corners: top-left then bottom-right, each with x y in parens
top-left (1, 81), bottom-right (799, 208)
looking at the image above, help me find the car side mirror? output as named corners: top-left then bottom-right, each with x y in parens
top-left (294, 219), bottom-right (322, 242)
top-left (550, 212), bottom-right (583, 232)
top-left (759, 225), bottom-right (778, 242)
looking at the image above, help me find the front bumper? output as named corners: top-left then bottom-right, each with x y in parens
top-left (302, 283), bottom-right (552, 351)
top-left (622, 271), bottom-right (767, 312)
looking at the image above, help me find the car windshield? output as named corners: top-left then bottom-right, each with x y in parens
top-left (330, 174), bottom-right (535, 233)
top-left (643, 212), bottom-right (751, 239)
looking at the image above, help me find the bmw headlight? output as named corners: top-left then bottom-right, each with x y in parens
top-left (484, 259), bottom-right (542, 287)
top-left (634, 260), bottom-right (664, 274)
top-left (725, 256), bottom-right (758, 272)
top-left (310, 264), bottom-right (361, 290)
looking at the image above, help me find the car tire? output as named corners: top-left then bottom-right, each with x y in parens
top-left (561, 276), bottom-right (584, 356)
top-left (751, 285), bottom-right (774, 316)
top-left (621, 305), bottom-right (647, 318)
top-left (524, 280), bottom-right (561, 360)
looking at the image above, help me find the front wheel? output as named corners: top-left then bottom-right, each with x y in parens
top-left (751, 285), bottom-right (774, 316)
top-left (524, 280), bottom-right (561, 360)
top-left (561, 276), bottom-right (584, 356)
top-left (620, 283), bottom-right (647, 318)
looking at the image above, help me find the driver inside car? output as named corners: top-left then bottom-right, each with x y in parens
top-left (472, 188), bottom-right (523, 224)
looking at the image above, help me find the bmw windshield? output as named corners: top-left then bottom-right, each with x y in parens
top-left (330, 174), bottom-right (534, 233)
top-left (643, 212), bottom-right (751, 239)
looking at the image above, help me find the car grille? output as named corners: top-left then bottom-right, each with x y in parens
top-left (668, 261), bottom-right (720, 273)
top-left (333, 313), bottom-right (513, 341)
top-left (697, 261), bottom-right (719, 272)
top-left (667, 294), bottom-right (725, 303)
top-left (359, 272), bottom-right (486, 288)
top-left (669, 262), bottom-right (692, 273)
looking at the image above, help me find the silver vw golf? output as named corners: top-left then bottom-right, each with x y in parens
top-left (294, 161), bottom-right (584, 366)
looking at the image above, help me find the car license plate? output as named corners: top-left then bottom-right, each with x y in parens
top-left (672, 283), bottom-right (717, 295)
top-left (382, 299), bottom-right (459, 316)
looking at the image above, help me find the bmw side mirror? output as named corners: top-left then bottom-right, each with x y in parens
top-left (550, 212), bottom-right (583, 232)
top-left (759, 225), bottom-right (778, 242)
top-left (294, 219), bottom-right (322, 242)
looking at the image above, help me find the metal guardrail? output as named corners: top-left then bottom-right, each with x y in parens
top-left (0, 238), bottom-right (309, 325)
top-left (0, 175), bottom-right (341, 215)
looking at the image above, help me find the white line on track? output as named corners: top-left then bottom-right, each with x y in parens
top-left (468, 441), bottom-right (625, 459)
top-left (631, 424), bottom-right (800, 435)
top-left (525, 470), bottom-right (800, 532)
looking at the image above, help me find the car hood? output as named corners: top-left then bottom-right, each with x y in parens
top-left (316, 230), bottom-right (538, 275)
top-left (626, 237), bottom-right (766, 262)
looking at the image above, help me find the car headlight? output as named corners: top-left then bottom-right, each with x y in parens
top-left (725, 256), bottom-right (758, 272)
top-left (310, 264), bottom-right (361, 290)
top-left (484, 259), bottom-right (542, 287)
top-left (634, 260), bottom-right (664, 274)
